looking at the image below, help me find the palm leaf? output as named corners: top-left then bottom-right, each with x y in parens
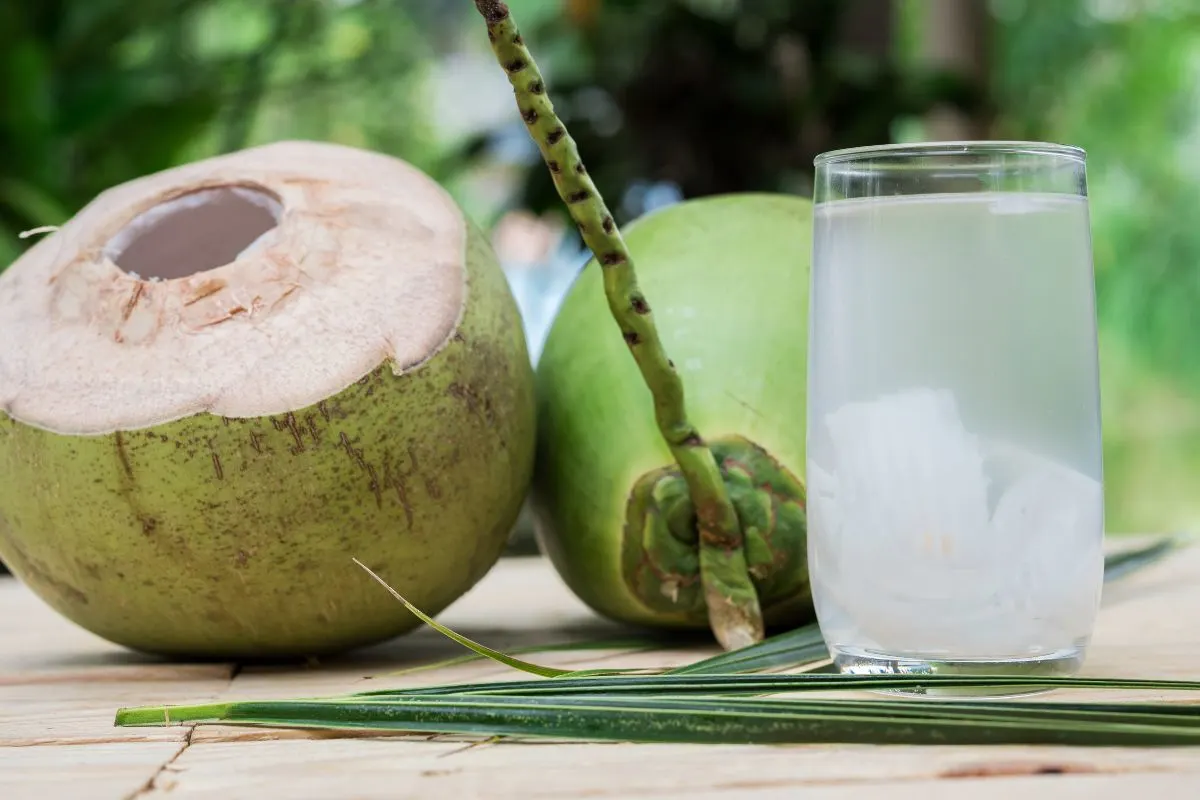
top-left (378, 637), bottom-right (664, 680)
top-left (1103, 534), bottom-right (1189, 582)
top-left (354, 559), bottom-right (680, 679)
top-left (666, 623), bottom-right (828, 675)
top-left (353, 558), bottom-right (573, 678)
top-left (112, 536), bottom-right (1198, 747)
top-left (362, 535), bottom-right (1188, 686)
top-left (356, 672), bottom-right (1200, 699)
top-left (668, 534), bottom-right (1186, 676)
top-left (115, 693), bottom-right (1200, 746)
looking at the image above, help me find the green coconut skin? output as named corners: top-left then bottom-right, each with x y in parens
top-left (0, 223), bottom-right (536, 659)
top-left (532, 194), bottom-right (814, 632)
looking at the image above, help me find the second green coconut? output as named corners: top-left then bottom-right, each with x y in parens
top-left (532, 194), bottom-right (814, 635)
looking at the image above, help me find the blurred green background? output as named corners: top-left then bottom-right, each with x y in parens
top-left (2, 0), bottom-right (1198, 538)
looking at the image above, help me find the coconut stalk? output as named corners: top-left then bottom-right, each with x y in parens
top-left (471, 0), bottom-right (763, 650)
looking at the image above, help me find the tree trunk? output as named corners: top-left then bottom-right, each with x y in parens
top-left (918, 0), bottom-right (991, 140)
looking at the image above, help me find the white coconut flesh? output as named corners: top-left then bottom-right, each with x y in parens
top-left (0, 141), bottom-right (467, 436)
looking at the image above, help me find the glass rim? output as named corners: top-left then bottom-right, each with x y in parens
top-left (814, 140), bottom-right (1086, 167)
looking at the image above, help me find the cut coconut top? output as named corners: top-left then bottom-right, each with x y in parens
top-left (0, 141), bottom-right (468, 435)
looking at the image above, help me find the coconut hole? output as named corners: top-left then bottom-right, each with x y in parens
top-left (107, 185), bottom-right (283, 281)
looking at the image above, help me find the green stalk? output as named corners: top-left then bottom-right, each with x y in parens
top-left (470, 0), bottom-right (763, 650)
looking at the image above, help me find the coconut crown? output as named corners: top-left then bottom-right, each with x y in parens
top-left (0, 140), bottom-right (467, 435)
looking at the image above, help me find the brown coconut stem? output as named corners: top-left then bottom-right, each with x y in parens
top-left (471, 0), bottom-right (763, 650)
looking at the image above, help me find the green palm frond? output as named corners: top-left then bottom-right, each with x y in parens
top-left (113, 537), bottom-right (1198, 748)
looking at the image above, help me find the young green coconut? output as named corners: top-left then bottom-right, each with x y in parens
top-left (472, 2), bottom-right (812, 649)
top-left (0, 141), bottom-right (536, 658)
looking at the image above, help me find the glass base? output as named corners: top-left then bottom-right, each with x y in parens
top-left (832, 646), bottom-right (1087, 698)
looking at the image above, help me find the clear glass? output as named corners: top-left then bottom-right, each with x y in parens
top-left (806, 142), bottom-right (1105, 694)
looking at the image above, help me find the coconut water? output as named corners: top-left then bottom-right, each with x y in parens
top-left (806, 191), bottom-right (1104, 669)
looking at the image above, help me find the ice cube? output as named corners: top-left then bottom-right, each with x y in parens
top-left (810, 390), bottom-right (1103, 658)
top-left (986, 440), bottom-right (1104, 636)
top-left (820, 387), bottom-right (994, 568)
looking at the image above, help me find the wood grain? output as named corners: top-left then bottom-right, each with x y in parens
top-left (1, 540), bottom-right (1198, 799)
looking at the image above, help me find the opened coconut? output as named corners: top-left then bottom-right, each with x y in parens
top-left (0, 140), bottom-right (536, 658)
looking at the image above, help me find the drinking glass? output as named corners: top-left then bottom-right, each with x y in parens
top-left (806, 142), bottom-right (1104, 689)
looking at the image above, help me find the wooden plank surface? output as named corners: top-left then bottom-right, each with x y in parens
top-left (2, 540), bottom-right (1200, 799)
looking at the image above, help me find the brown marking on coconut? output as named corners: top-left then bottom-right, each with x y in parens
top-left (184, 278), bottom-right (227, 306)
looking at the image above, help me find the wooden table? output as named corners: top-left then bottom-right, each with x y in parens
top-left (3, 541), bottom-right (1200, 799)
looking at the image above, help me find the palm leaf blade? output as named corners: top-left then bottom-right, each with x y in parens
top-left (666, 535), bottom-right (1185, 676)
top-left (351, 558), bottom-right (571, 678)
top-left (355, 673), bottom-right (1200, 699)
top-left (1103, 535), bottom-right (1188, 582)
top-left (115, 693), bottom-right (1200, 746)
top-left (667, 623), bottom-right (827, 675)
top-left (110, 536), bottom-right (1198, 747)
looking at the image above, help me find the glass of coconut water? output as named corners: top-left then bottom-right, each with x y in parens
top-left (806, 142), bottom-right (1104, 691)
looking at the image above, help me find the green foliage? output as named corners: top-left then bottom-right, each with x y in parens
top-left (115, 687), bottom-right (1200, 746)
top-left (993, 1), bottom-right (1200, 533)
top-left (476, 0), bottom-right (1200, 536)
top-left (995, 2), bottom-right (1200, 381)
top-left (0, 0), bottom-right (218, 262)
top-left (113, 540), bottom-right (1199, 747)
top-left (0, 0), bottom-right (452, 268)
top-left (4, 0), bottom-right (1199, 539)
top-left (473, 0), bottom-right (982, 224)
